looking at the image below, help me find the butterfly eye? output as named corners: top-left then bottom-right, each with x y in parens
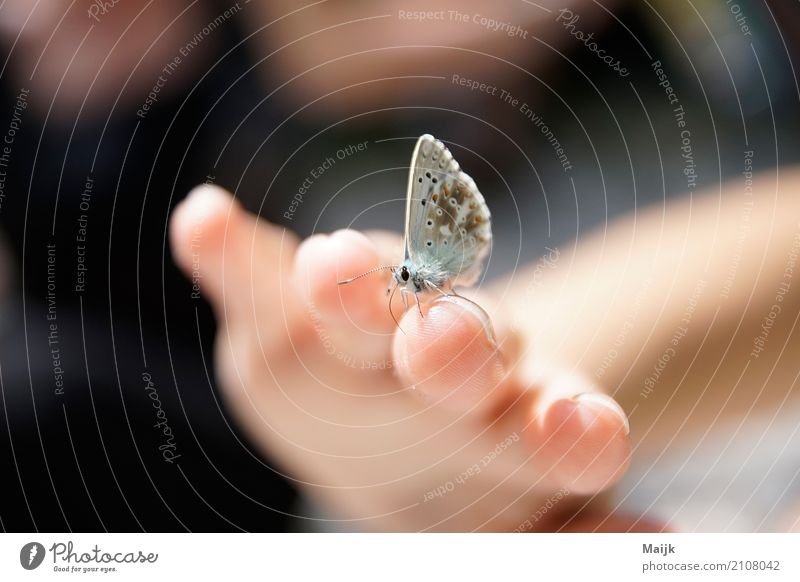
top-left (401, 266), bottom-right (410, 281)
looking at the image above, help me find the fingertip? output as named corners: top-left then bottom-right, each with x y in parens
top-left (330, 229), bottom-right (379, 279)
top-left (526, 392), bottom-right (631, 495)
top-left (293, 229), bottom-right (387, 322)
top-left (393, 297), bottom-right (507, 413)
top-left (573, 392), bottom-right (630, 437)
top-left (292, 233), bottom-right (328, 302)
top-left (362, 230), bottom-right (405, 265)
top-left (169, 184), bottom-right (239, 276)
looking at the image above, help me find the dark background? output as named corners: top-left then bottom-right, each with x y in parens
top-left (0, 0), bottom-right (797, 531)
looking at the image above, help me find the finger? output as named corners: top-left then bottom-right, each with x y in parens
top-left (292, 229), bottom-right (403, 360)
top-left (392, 296), bottom-right (511, 414)
top-left (522, 372), bottom-right (631, 495)
top-left (169, 184), bottom-right (300, 338)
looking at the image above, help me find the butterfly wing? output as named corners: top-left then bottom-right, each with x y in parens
top-left (403, 135), bottom-right (492, 288)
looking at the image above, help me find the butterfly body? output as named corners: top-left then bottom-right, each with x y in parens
top-left (393, 259), bottom-right (449, 294)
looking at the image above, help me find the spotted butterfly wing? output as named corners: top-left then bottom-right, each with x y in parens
top-left (403, 134), bottom-right (492, 288)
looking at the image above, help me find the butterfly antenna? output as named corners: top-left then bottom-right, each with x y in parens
top-left (337, 265), bottom-right (397, 285)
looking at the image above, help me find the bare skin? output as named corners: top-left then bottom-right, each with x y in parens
top-left (170, 184), bottom-right (632, 532)
top-left (169, 165), bottom-right (800, 531)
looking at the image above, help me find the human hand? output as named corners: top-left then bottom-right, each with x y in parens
top-left (169, 183), bottom-right (637, 531)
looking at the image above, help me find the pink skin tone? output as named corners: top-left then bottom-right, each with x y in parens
top-left (168, 166), bottom-right (800, 532)
top-left (169, 164), bottom-right (800, 531)
top-left (169, 184), bottom-right (636, 531)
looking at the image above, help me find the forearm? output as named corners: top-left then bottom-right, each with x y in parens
top-left (505, 168), bottom-right (800, 447)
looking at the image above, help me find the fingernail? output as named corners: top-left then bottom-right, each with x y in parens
top-left (572, 392), bottom-right (630, 435)
top-left (431, 295), bottom-right (497, 346)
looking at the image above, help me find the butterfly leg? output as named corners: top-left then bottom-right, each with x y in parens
top-left (426, 281), bottom-right (454, 299)
top-left (400, 288), bottom-right (410, 311)
top-left (387, 283), bottom-right (405, 334)
top-left (414, 291), bottom-right (424, 318)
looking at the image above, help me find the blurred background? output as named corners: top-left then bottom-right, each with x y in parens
top-left (0, 0), bottom-right (797, 531)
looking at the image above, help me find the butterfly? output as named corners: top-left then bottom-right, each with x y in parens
top-left (338, 134), bottom-right (492, 321)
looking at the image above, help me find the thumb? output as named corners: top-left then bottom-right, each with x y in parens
top-left (169, 184), bottom-right (299, 331)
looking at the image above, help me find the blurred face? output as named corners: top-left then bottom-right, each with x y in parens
top-left (243, 0), bottom-right (592, 116)
top-left (0, 0), bottom-right (600, 120)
